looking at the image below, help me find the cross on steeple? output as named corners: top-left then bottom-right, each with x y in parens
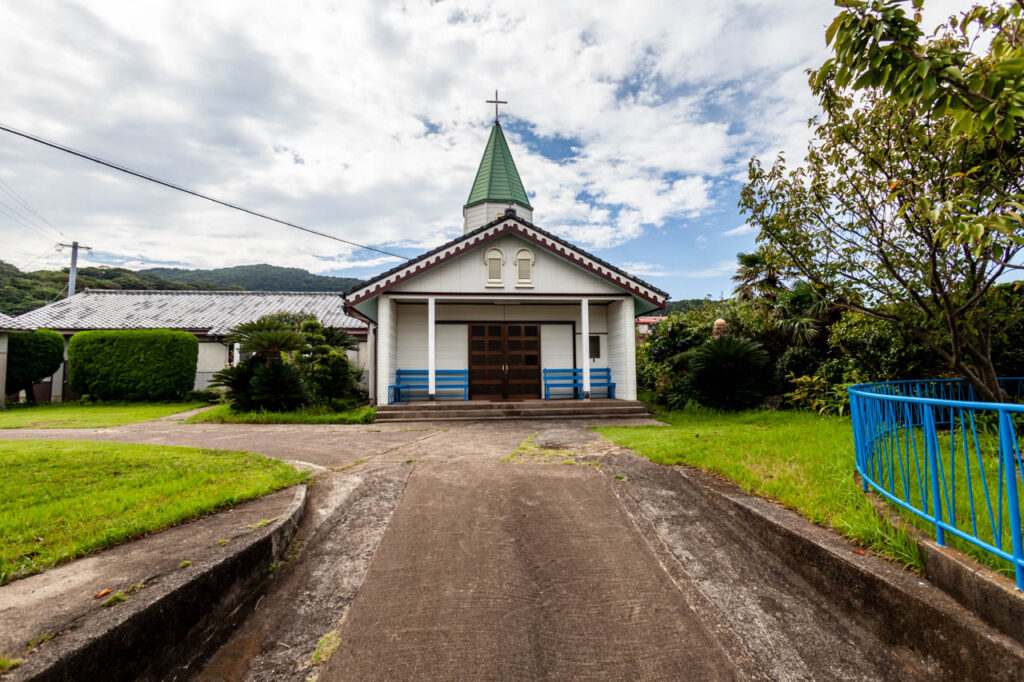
top-left (486, 90), bottom-right (507, 123)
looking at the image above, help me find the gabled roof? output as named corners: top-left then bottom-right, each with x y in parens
top-left (345, 211), bottom-right (669, 313)
top-left (464, 123), bottom-right (532, 210)
top-left (0, 312), bottom-right (32, 332)
top-left (14, 290), bottom-right (366, 335)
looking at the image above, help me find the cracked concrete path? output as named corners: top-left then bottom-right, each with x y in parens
top-left (321, 459), bottom-right (757, 681)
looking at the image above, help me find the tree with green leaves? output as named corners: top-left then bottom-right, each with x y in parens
top-left (5, 330), bottom-right (65, 402)
top-left (822, 0), bottom-right (1023, 255)
top-left (741, 12), bottom-right (1023, 401)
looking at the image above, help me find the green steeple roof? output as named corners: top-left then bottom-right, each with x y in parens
top-left (464, 122), bottom-right (533, 210)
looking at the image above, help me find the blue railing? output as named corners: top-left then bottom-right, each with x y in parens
top-left (848, 378), bottom-right (1024, 588)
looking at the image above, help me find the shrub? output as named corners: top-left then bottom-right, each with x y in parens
top-left (4, 329), bottom-right (65, 402)
top-left (686, 336), bottom-right (770, 411)
top-left (211, 357), bottom-right (309, 412)
top-left (773, 346), bottom-right (822, 392)
top-left (784, 374), bottom-right (850, 416)
top-left (293, 319), bottom-right (363, 404)
top-left (68, 330), bottom-right (198, 401)
top-left (247, 362), bottom-right (309, 412)
top-left (185, 389), bottom-right (222, 404)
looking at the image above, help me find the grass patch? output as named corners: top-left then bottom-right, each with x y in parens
top-left (103, 591), bottom-right (127, 607)
top-left (0, 655), bottom-right (20, 674)
top-left (501, 434), bottom-right (578, 464)
top-left (186, 404), bottom-right (375, 425)
top-left (0, 401), bottom-right (205, 429)
top-left (0, 440), bottom-right (306, 585)
top-left (179, 560), bottom-right (191, 568)
top-left (311, 630), bottom-right (341, 666)
top-left (595, 408), bottom-right (925, 572)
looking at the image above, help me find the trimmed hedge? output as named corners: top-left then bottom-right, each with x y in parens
top-left (5, 329), bottom-right (65, 399)
top-left (69, 330), bottom-right (198, 401)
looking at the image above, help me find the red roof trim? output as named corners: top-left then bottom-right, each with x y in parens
top-left (347, 222), bottom-right (666, 307)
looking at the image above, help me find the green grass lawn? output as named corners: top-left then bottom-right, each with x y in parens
top-left (0, 401), bottom-right (205, 429)
top-left (187, 404), bottom-right (375, 425)
top-left (595, 409), bottom-right (926, 572)
top-left (0, 439), bottom-right (306, 585)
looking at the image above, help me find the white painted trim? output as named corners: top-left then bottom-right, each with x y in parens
top-left (427, 297), bottom-right (436, 398)
top-left (346, 220), bottom-right (668, 307)
top-left (581, 298), bottom-right (590, 399)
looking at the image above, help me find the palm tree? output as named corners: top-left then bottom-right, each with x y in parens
top-left (227, 316), bottom-right (307, 365)
top-left (772, 281), bottom-right (829, 345)
top-left (731, 247), bottom-right (784, 302)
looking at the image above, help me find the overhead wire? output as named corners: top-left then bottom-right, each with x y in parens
top-left (0, 197), bottom-right (55, 241)
top-left (0, 122), bottom-right (405, 260)
top-left (0, 177), bottom-right (64, 238)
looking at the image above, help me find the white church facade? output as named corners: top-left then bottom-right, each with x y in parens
top-left (344, 120), bottom-right (668, 405)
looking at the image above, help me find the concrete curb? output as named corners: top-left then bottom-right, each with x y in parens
top-left (673, 465), bottom-right (1024, 680)
top-left (13, 484), bottom-right (307, 682)
top-left (856, 473), bottom-right (1024, 647)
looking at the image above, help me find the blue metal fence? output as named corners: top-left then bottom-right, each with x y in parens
top-left (848, 378), bottom-right (1024, 588)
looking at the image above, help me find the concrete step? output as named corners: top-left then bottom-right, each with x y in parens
top-left (375, 412), bottom-right (652, 423)
top-left (377, 399), bottom-right (645, 413)
top-left (376, 405), bottom-right (651, 421)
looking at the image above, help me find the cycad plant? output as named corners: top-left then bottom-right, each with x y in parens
top-left (687, 335), bottom-right (770, 411)
top-left (226, 316), bottom-right (307, 365)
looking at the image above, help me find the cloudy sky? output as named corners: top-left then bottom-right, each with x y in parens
top-left (0, 0), bottom-right (966, 300)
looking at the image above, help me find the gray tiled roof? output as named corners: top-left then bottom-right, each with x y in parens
top-left (0, 312), bottom-right (32, 332)
top-left (14, 290), bottom-right (366, 336)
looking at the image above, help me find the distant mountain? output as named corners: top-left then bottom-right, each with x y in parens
top-left (0, 261), bottom-right (229, 316)
top-left (140, 264), bottom-right (362, 292)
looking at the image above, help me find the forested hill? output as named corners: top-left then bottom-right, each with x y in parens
top-left (0, 261), bottom-right (229, 316)
top-left (0, 262), bottom-right (363, 316)
top-left (140, 264), bottom-right (362, 293)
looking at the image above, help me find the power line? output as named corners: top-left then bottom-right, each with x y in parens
top-left (0, 122), bottom-right (404, 260)
top-left (19, 244), bottom-right (60, 271)
top-left (0, 197), bottom-right (54, 241)
top-left (0, 177), bottom-right (64, 238)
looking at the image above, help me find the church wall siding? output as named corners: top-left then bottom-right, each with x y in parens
top-left (606, 298), bottom-right (637, 400)
top-left (389, 235), bottom-right (621, 296)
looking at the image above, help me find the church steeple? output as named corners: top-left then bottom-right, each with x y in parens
top-left (463, 118), bottom-right (534, 233)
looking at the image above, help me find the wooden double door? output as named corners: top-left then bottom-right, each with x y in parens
top-left (468, 323), bottom-right (541, 400)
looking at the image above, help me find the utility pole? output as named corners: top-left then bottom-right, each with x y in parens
top-left (57, 241), bottom-right (91, 298)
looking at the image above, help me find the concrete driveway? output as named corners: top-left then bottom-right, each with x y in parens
top-left (1, 415), bottom-right (939, 680)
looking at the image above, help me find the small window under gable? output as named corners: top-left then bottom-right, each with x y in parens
top-left (485, 248), bottom-right (505, 286)
top-left (515, 248), bottom-right (535, 286)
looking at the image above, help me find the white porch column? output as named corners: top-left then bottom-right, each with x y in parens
top-left (0, 332), bottom-right (8, 410)
top-left (366, 323), bottom-right (376, 405)
top-left (581, 298), bottom-right (591, 399)
top-left (427, 296), bottom-right (436, 399)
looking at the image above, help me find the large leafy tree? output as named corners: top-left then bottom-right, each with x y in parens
top-left (822, 0), bottom-right (1024, 255)
top-left (741, 83), bottom-right (1022, 401)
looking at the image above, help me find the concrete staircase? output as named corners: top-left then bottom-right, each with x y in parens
top-left (375, 399), bottom-right (651, 422)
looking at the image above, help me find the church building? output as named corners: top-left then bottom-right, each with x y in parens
top-left (345, 117), bottom-right (668, 405)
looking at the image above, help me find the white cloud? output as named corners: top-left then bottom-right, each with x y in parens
top-left (722, 223), bottom-right (756, 237)
top-left (0, 0), bottom-right (880, 275)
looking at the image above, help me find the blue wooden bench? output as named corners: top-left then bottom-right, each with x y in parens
top-left (543, 368), bottom-right (615, 400)
top-left (388, 369), bottom-right (468, 404)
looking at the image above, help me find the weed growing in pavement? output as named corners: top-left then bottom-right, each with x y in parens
top-left (103, 592), bottom-right (126, 607)
top-left (26, 632), bottom-right (54, 651)
top-left (311, 631), bottom-right (341, 666)
top-left (0, 655), bottom-right (21, 673)
top-left (179, 560), bottom-right (192, 569)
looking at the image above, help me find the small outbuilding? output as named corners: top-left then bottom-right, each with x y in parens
top-left (14, 290), bottom-right (367, 401)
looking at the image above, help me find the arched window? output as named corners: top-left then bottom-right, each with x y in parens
top-left (485, 248), bottom-right (505, 285)
top-left (515, 248), bottom-right (534, 285)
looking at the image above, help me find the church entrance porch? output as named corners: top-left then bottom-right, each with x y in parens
top-left (468, 323), bottom-right (541, 400)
